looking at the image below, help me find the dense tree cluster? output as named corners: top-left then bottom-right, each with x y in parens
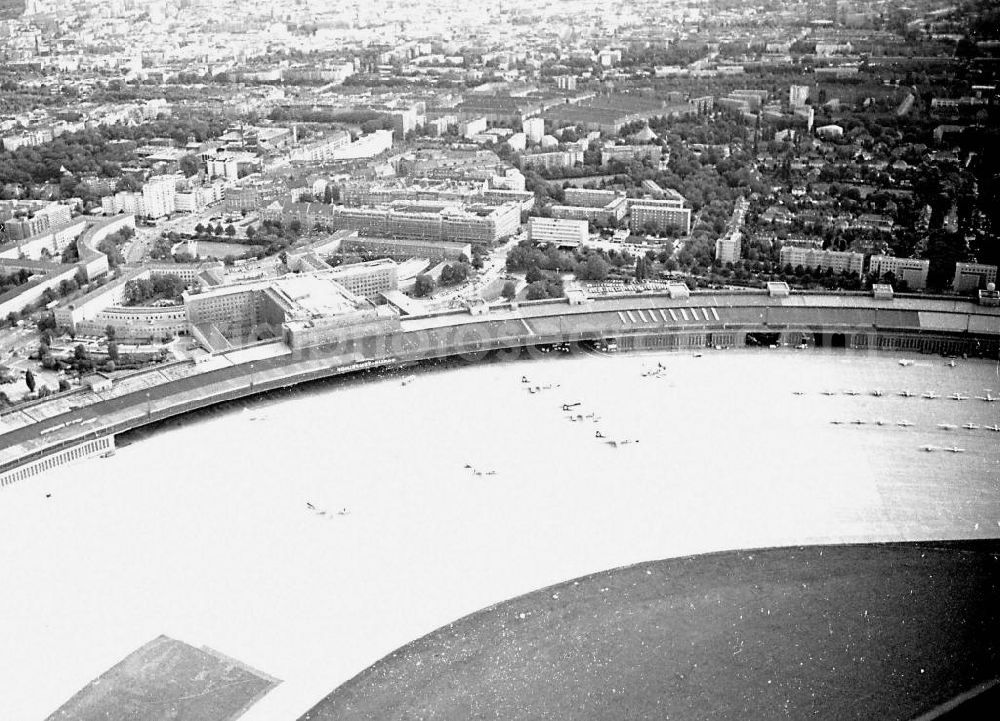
top-left (0, 130), bottom-right (135, 187)
top-left (0, 112), bottom-right (226, 189)
top-left (438, 261), bottom-right (471, 286)
top-left (123, 273), bottom-right (187, 306)
top-left (413, 273), bottom-right (435, 297)
top-left (0, 268), bottom-right (33, 295)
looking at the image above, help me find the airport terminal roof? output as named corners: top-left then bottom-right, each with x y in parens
top-left (268, 274), bottom-right (363, 319)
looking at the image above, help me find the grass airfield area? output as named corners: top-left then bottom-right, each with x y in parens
top-left (303, 541), bottom-right (1000, 721)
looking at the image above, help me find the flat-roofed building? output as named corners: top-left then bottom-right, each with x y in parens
top-left (276, 200), bottom-right (519, 247)
top-left (186, 268), bottom-right (402, 352)
top-left (555, 198), bottom-right (626, 223)
top-left (0, 218), bottom-right (88, 260)
top-left (289, 131), bottom-right (351, 162)
top-left (520, 150), bottom-right (584, 170)
top-left (342, 236), bottom-right (471, 262)
top-left (528, 217), bottom-right (588, 246)
top-left (628, 199), bottom-right (691, 234)
top-left (2, 202), bottom-right (72, 240)
top-left (523, 117), bottom-right (545, 144)
top-left (327, 258), bottom-right (398, 300)
top-left (564, 188), bottom-right (619, 207)
top-left (779, 246), bottom-right (864, 275)
top-left (331, 130), bottom-right (393, 160)
top-left (952, 262), bottom-right (997, 292)
top-left (553, 188), bottom-right (628, 225)
top-left (601, 144), bottom-right (662, 166)
top-left (441, 203), bottom-right (520, 245)
top-left (869, 255), bottom-right (929, 290)
top-left (715, 232), bottom-right (742, 264)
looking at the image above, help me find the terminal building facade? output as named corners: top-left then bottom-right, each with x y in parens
top-left (184, 267), bottom-right (400, 352)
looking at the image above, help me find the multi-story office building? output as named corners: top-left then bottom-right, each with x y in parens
top-left (555, 188), bottom-right (629, 225)
top-left (729, 89), bottom-right (769, 110)
top-left (327, 259), bottom-right (398, 300)
top-left (952, 262), bottom-right (997, 292)
top-left (288, 131), bottom-right (351, 162)
top-left (342, 236), bottom-right (472, 262)
top-left (869, 255), bottom-right (930, 290)
top-left (441, 203), bottom-right (520, 245)
top-left (460, 117), bottom-right (488, 139)
top-left (101, 175), bottom-right (179, 219)
top-left (2, 202), bottom-right (72, 240)
top-left (279, 201), bottom-right (520, 246)
top-left (789, 84), bottom-right (810, 107)
top-left (715, 232), bottom-right (742, 264)
top-left (528, 217), bottom-right (588, 246)
top-left (184, 268), bottom-right (400, 351)
top-left (520, 150), bottom-right (583, 171)
top-left (551, 202), bottom-right (620, 225)
top-left (174, 183), bottom-right (224, 213)
top-left (141, 175), bottom-right (177, 219)
top-left (601, 144), bottom-right (663, 166)
top-left (564, 188), bottom-right (619, 208)
top-left (628, 199), bottom-right (691, 234)
top-left (0, 128), bottom-right (54, 152)
top-left (779, 246), bottom-right (864, 275)
top-left (331, 130), bottom-right (393, 160)
top-left (523, 117), bottom-right (545, 144)
top-left (556, 75), bottom-right (577, 91)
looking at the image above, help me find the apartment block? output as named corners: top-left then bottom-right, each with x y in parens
top-left (868, 255), bottom-right (929, 290)
top-left (952, 262), bottom-right (997, 292)
top-left (628, 199), bottom-right (691, 234)
top-left (779, 246), bottom-right (864, 275)
top-left (715, 233), bottom-right (742, 264)
top-left (528, 217), bottom-right (588, 246)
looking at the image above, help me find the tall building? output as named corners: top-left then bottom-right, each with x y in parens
top-left (789, 84), bottom-right (810, 108)
top-left (715, 232), bottom-right (742, 264)
top-left (523, 117), bottom-right (545, 144)
top-left (556, 75), bottom-right (577, 91)
top-left (142, 175), bottom-right (177, 218)
top-left (460, 117), bottom-right (487, 139)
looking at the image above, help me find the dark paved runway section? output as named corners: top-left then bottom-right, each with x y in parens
top-left (45, 635), bottom-right (279, 721)
top-left (301, 542), bottom-right (1000, 721)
